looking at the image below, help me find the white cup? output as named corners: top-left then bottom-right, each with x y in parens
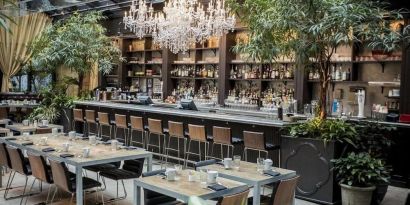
top-left (23, 132), bottom-right (30, 140)
top-left (40, 137), bottom-right (48, 146)
top-left (7, 131), bottom-right (13, 137)
top-left (89, 135), bottom-right (97, 145)
top-left (62, 143), bottom-right (70, 152)
top-left (223, 158), bottom-right (233, 169)
top-left (264, 159), bottom-right (273, 171)
top-left (42, 120), bottom-right (49, 127)
top-left (165, 168), bottom-right (177, 181)
top-left (22, 120), bottom-right (29, 126)
top-left (68, 131), bottom-right (76, 140)
top-left (52, 128), bottom-right (58, 135)
top-left (207, 171), bottom-right (218, 184)
top-left (82, 147), bottom-right (91, 158)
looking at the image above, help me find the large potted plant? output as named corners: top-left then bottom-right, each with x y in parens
top-left (332, 152), bottom-right (390, 205)
top-left (28, 11), bottom-right (123, 97)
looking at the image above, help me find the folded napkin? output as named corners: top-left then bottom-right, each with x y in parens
top-left (42, 147), bottom-right (55, 152)
top-left (101, 140), bottom-right (112, 145)
top-left (4, 137), bottom-right (16, 141)
top-left (207, 184), bottom-right (227, 191)
top-left (22, 142), bottom-right (34, 146)
top-left (120, 146), bottom-right (140, 150)
top-left (60, 154), bottom-right (74, 158)
top-left (263, 170), bottom-right (281, 177)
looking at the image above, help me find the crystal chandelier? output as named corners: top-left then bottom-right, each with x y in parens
top-left (123, 0), bottom-right (236, 53)
top-left (123, 0), bottom-right (156, 39)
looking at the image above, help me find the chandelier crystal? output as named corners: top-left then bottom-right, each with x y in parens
top-left (123, 0), bottom-right (236, 53)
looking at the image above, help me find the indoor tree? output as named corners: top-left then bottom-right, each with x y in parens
top-left (28, 11), bottom-right (123, 96)
top-left (228, 0), bottom-right (407, 120)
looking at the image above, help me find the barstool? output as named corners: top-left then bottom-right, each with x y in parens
top-left (185, 124), bottom-right (209, 168)
top-left (98, 112), bottom-right (113, 140)
top-left (243, 131), bottom-right (280, 162)
top-left (209, 126), bottom-right (235, 160)
top-left (146, 118), bottom-right (166, 163)
top-left (165, 121), bottom-right (187, 165)
top-left (72, 108), bottom-right (85, 132)
top-left (114, 114), bottom-right (129, 144)
top-left (129, 116), bottom-right (146, 148)
top-left (85, 110), bottom-right (98, 137)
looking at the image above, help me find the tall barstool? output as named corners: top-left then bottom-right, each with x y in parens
top-left (185, 124), bottom-right (209, 168)
top-left (146, 118), bottom-right (166, 163)
top-left (98, 112), bottom-right (113, 140)
top-left (164, 121), bottom-right (187, 165)
top-left (209, 126), bottom-right (235, 160)
top-left (129, 116), bottom-right (146, 148)
top-left (243, 131), bottom-right (280, 162)
top-left (85, 110), bottom-right (98, 137)
top-left (72, 108), bottom-right (85, 132)
top-left (114, 114), bottom-right (129, 144)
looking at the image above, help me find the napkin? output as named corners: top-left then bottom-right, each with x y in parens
top-left (60, 154), bottom-right (74, 158)
top-left (22, 142), bottom-right (34, 146)
top-left (263, 170), bottom-right (281, 177)
top-left (4, 137), bottom-right (16, 141)
top-left (207, 184), bottom-right (227, 191)
top-left (101, 140), bottom-right (112, 145)
top-left (216, 161), bottom-right (224, 166)
top-left (42, 147), bottom-right (55, 152)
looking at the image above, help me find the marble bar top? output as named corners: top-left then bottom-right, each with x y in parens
top-left (74, 101), bottom-right (292, 128)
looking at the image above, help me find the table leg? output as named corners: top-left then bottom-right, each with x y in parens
top-left (76, 166), bottom-right (84, 205)
top-left (253, 185), bottom-right (261, 205)
top-left (133, 181), bottom-right (141, 205)
top-left (147, 155), bottom-right (153, 172)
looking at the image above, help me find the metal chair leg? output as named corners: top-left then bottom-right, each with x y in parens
top-left (18, 176), bottom-right (29, 205)
top-left (23, 178), bottom-right (36, 205)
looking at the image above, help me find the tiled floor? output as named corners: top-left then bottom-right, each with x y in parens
top-left (0, 162), bottom-right (408, 205)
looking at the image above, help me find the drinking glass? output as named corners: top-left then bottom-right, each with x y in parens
top-left (174, 164), bottom-right (182, 175)
top-left (199, 169), bottom-right (208, 188)
top-left (257, 158), bottom-right (265, 174)
top-left (233, 155), bottom-right (241, 171)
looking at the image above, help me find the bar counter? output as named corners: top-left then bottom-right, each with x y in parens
top-left (74, 100), bottom-right (292, 128)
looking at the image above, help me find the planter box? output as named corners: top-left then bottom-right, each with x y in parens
top-left (281, 136), bottom-right (343, 205)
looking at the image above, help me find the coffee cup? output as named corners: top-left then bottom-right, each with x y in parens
top-left (22, 120), bottom-right (29, 126)
top-left (62, 143), bottom-right (70, 152)
top-left (223, 158), bottom-right (233, 169)
top-left (23, 132), bottom-right (30, 140)
top-left (264, 159), bottom-right (273, 171)
top-left (40, 137), bottom-right (48, 146)
top-left (207, 171), bottom-right (218, 184)
top-left (82, 147), bottom-right (91, 158)
top-left (165, 168), bottom-right (177, 181)
top-left (111, 140), bottom-right (119, 150)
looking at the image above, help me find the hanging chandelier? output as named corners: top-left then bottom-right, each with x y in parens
top-left (123, 0), bottom-right (236, 53)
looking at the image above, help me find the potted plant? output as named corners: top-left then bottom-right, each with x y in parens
top-left (332, 152), bottom-right (390, 205)
top-left (28, 11), bottom-right (123, 97)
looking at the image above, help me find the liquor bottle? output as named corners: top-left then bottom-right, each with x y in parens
top-left (335, 66), bottom-right (341, 81)
top-left (309, 71), bottom-right (313, 80)
top-left (345, 68), bottom-right (351, 81)
top-left (331, 65), bottom-right (336, 80)
top-left (341, 68), bottom-right (347, 81)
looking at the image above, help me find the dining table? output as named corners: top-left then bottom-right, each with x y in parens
top-left (6, 123), bottom-right (63, 134)
top-left (202, 161), bottom-right (297, 205)
top-left (0, 133), bottom-right (153, 205)
top-left (133, 169), bottom-right (247, 205)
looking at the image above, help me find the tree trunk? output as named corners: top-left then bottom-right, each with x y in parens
top-left (78, 73), bottom-right (84, 97)
top-left (319, 80), bottom-right (328, 120)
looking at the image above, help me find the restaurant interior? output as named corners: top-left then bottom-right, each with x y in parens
top-left (0, 0), bottom-right (410, 204)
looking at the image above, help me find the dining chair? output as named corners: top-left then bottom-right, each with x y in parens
top-left (209, 126), bottom-right (242, 160)
top-left (251, 175), bottom-right (300, 205)
top-left (165, 121), bottom-right (188, 166)
top-left (114, 114), bottom-right (129, 144)
top-left (99, 159), bottom-right (145, 203)
top-left (49, 159), bottom-right (104, 205)
top-left (6, 146), bottom-right (32, 202)
top-left (217, 186), bottom-right (250, 205)
top-left (185, 124), bottom-right (210, 168)
top-left (85, 109), bottom-right (98, 137)
top-left (72, 108), bottom-right (86, 133)
top-left (243, 131), bottom-right (280, 162)
top-left (24, 153), bottom-right (54, 205)
top-left (141, 169), bottom-right (181, 205)
top-left (146, 118), bottom-right (167, 165)
top-left (0, 142), bottom-right (12, 198)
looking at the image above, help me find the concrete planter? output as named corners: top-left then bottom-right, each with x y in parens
top-left (281, 136), bottom-right (343, 204)
top-left (341, 184), bottom-right (376, 205)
